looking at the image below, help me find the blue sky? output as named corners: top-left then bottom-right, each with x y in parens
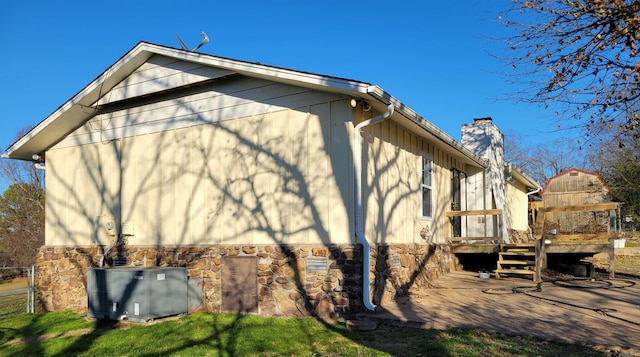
top-left (0, 0), bottom-right (573, 191)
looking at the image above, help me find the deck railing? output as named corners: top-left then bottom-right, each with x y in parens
top-left (445, 209), bottom-right (504, 243)
top-left (532, 202), bottom-right (621, 242)
top-left (531, 202), bottom-right (620, 279)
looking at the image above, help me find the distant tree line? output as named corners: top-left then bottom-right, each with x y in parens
top-left (0, 127), bottom-right (44, 267)
top-left (505, 131), bottom-right (640, 224)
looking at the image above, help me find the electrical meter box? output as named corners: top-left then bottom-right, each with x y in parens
top-left (87, 267), bottom-right (188, 323)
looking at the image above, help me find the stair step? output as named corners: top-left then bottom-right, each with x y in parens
top-left (496, 243), bottom-right (539, 281)
top-left (497, 260), bottom-right (534, 265)
top-left (494, 269), bottom-right (536, 275)
top-left (501, 244), bottom-right (535, 248)
top-left (499, 252), bottom-right (535, 257)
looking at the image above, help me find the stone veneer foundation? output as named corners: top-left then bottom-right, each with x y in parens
top-left (35, 243), bottom-right (454, 319)
top-left (508, 229), bottom-right (535, 244)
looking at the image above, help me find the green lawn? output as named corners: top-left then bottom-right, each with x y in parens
top-left (0, 311), bottom-right (608, 357)
top-left (0, 279), bottom-right (28, 293)
top-left (0, 293), bottom-right (28, 319)
top-left (625, 240), bottom-right (640, 247)
top-left (615, 256), bottom-right (640, 275)
top-left (0, 279), bottom-right (30, 319)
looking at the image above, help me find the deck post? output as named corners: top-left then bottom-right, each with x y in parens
top-left (535, 238), bottom-right (545, 283)
top-left (609, 239), bottom-right (615, 279)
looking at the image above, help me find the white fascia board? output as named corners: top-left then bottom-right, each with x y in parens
top-left (365, 85), bottom-right (488, 168)
top-left (509, 164), bottom-right (541, 189)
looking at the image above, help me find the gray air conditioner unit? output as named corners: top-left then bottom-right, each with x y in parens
top-left (87, 267), bottom-right (188, 323)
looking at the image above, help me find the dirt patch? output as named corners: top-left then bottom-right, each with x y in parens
top-left (4, 319), bottom-right (136, 347)
top-left (588, 251), bottom-right (640, 277)
top-left (360, 271), bottom-right (640, 355)
top-left (5, 327), bottom-right (110, 346)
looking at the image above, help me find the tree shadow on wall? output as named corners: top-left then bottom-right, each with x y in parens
top-left (22, 70), bottom-right (454, 356)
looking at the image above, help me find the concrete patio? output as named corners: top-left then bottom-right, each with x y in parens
top-left (357, 271), bottom-right (640, 354)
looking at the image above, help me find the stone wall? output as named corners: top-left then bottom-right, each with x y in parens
top-left (371, 244), bottom-right (454, 305)
top-left (508, 229), bottom-right (534, 244)
top-left (35, 243), bottom-right (454, 319)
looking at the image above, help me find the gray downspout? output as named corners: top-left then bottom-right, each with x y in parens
top-left (354, 104), bottom-right (394, 311)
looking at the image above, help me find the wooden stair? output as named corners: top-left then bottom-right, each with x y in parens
top-left (495, 244), bottom-right (537, 280)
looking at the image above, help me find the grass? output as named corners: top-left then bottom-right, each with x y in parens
top-left (0, 279), bottom-right (28, 293)
top-left (615, 256), bottom-right (640, 275)
top-left (0, 294), bottom-right (28, 318)
top-left (614, 235), bottom-right (640, 275)
top-left (625, 240), bottom-right (640, 248)
top-left (0, 311), bottom-right (608, 357)
top-left (0, 279), bottom-right (31, 319)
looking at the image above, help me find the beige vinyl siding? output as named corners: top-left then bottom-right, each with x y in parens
top-left (46, 62), bottom-right (357, 246)
top-left (505, 181), bottom-right (529, 231)
top-left (44, 57), bottom-right (476, 247)
top-left (45, 99), bottom-right (354, 246)
top-left (45, 142), bottom-right (122, 246)
top-left (96, 55), bottom-right (235, 106)
top-left (361, 118), bottom-right (463, 244)
top-left (53, 76), bottom-right (340, 150)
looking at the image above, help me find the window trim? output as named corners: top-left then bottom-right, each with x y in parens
top-left (420, 153), bottom-right (433, 219)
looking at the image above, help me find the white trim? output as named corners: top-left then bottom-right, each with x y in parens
top-left (420, 152), bottom-right (433, 220)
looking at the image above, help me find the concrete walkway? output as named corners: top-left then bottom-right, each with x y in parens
top-left (358, 271), bottom-right (640, 354)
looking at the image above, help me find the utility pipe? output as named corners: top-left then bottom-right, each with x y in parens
top-left (99, 239), bottom-right (119, 268)
top-left (353, 103), bottom-right (394, 311)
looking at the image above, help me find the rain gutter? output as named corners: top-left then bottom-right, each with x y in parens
top-left (353, 103), bottom-right (394, 311)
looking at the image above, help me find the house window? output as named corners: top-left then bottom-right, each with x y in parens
top-left (421, 156), bottom-right (433, 218)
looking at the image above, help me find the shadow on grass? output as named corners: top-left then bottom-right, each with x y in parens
top-left (1, 310), bottom-right (611, 357)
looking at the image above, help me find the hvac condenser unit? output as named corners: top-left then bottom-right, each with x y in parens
top-left (87, 267), bottom-right (188, 323)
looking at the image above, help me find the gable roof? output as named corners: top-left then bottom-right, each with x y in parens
top-left (541, 168), bottom-right (611, 195)
top-left (3, 41), bottom-right (486, 167)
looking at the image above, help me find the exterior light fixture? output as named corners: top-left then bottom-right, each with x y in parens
top-left (350, 98), bottom-right (371, 111)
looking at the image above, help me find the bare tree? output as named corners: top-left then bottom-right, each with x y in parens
top-left (502, 0), bottom-right (640, 138)
top-left (587, 132), bottom-right (640, 219)
top-left (504, 130), bottom-right (587, 184)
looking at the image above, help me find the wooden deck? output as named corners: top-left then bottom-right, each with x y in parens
top-left (447, 203), bottom-right (620, 280)
top-left (450, 240), bottom-right (615, 279)
top-left (450, 243), bottom-right (501, 254)
top-left (544, 242), bottom-right (615, 278)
